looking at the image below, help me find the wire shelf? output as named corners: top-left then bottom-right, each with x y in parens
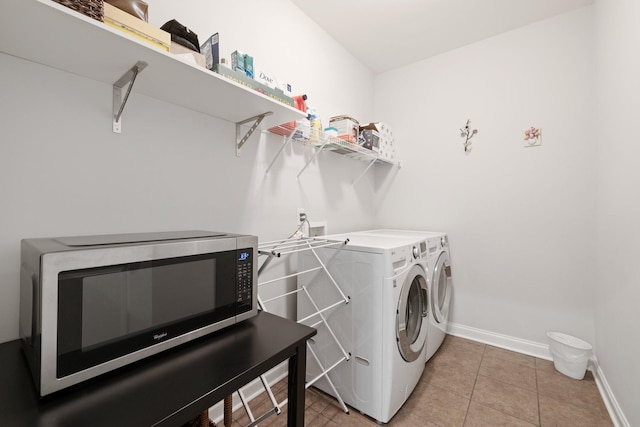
top-left (263, 123), bottom-right (399, 184)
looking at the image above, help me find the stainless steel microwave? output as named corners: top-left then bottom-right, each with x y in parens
top-left (19, 230), bottom-right (258, 396)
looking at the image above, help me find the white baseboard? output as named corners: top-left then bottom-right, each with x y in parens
top-left (207, 362), bottom-right (289, 425)
top-left (447, 321), bottom-right (552, 360)
top-left (447, 322), bottom-right (629, 427)
top-left (591, 357), bottom-right (630, 427)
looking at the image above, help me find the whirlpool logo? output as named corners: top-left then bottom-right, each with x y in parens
top-left (153, 332), bottom-right (168, 341)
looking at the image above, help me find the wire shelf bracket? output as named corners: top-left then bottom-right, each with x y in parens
top-left (264, 132), bottom-right (296, 175)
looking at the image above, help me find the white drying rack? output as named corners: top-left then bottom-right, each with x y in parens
top-left (234, 236), bottom-right (351, 426)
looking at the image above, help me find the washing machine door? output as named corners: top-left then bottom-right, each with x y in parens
top-left (396, 264), bottom-right (428, 362)
top-left (432, 251), bottom-right (452, 324)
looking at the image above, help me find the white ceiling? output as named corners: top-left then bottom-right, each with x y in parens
top-left (290, 0), bottom-right (594, 74)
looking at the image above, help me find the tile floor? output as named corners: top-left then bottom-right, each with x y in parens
top-left (229, 335), bottom-right (613, 426)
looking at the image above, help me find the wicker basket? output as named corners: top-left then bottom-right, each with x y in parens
top-left (52, 0), bottom-right (104, 22)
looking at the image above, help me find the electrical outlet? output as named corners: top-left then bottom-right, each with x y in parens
top-left (297, 208), bottom-right (306, 224)
top-left (309, 221), bottom-right (327, 237)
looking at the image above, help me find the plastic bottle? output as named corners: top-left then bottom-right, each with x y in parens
top-left (293, 94), bottom-right (308, 115)
top-left (308, 106), bottom-right (322, 144)
top-left (292, 94), bottom-right (310, 140)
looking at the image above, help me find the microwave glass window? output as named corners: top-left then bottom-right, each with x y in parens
top-left (56, 251), bottom-right (240, 377)
top-left (81, 259), bottom-right (216, 350)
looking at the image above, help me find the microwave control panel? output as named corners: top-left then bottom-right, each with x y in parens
top-left (236, 248), bottom-right (253, 305)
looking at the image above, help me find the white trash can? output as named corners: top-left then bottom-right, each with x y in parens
top-left (547, 332), bottom-right (593, 380)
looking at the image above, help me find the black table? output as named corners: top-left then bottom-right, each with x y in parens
top-left (0, 311), bottom-right (316, 426)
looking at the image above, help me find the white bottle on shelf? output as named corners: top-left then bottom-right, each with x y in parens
top-left (308, 106), bottom-right (322, 145)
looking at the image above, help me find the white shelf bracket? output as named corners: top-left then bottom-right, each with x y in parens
top-left (298, 135), bottom-right (330, 179)
top-left (352, 157), bottom-right (379, 185)
top-left (265, 132), bottom-right (295, 175)
top-left (112, 61), bottom-right (148, 134)
top-left (236, 112), bottom-right (273, 156)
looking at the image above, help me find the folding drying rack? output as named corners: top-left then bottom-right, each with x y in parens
top-left (233, 236), bottom-right (351, 426)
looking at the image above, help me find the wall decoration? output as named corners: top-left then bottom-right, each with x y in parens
top-left (460, 119), bottom-right (478, 154)
top-left (524, 127), bottom-right (541, 147)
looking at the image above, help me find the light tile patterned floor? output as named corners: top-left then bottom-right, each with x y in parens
top-left (228, 335), bottom-right (613, 426)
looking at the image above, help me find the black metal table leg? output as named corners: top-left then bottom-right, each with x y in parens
top-left (287, 341), bottom-right (307, 426)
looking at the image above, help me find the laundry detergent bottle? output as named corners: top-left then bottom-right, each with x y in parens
top-left (308, 106), bottom-right (322, 144)
top-left (293, 94), bottom-right (308, 114)
top-left (292, 94), bottom-right (310, 140)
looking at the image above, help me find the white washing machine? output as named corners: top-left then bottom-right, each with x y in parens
top-left (353, 230), bottom-right (453, 362)
top-left (297, 232), bottom-right (429, 423)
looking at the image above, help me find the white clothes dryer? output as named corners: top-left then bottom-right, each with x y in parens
top-left (423, 233), bottom-right (452, 361)
top-left (297, 232), bottom-right (429, 423)
top-left (352, 230), bottom-right (453, 362)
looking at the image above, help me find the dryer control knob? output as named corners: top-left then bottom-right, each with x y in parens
top-left (412, 246), bottom-right (419, 259)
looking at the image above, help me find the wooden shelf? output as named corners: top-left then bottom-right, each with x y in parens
top-left (0, 0), bottom-right (305, 130)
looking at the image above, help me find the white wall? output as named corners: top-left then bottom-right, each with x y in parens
top-left (594, 0), bottom-right (640, 425)
top-left (145, 0), bottom-right (374, 127)
top-left (373, 8), bottom-right (597, 345)
top-left (0, 0), bottom-right (376, 344)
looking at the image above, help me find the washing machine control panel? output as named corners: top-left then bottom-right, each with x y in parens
top-left (412, 245), bottom-right (419, 259)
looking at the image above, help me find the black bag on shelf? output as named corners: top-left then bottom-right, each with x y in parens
top-left (160, 19), bottom-right (200, 52)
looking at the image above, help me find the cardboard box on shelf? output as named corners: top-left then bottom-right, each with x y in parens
top-left (244, 54), bottom-right (254, 79)
top-left (200, 33), bottom-right (219, 71)
top-left (278, 81), bottom-right (292, 96)
top-left (170, 42), bottom-right (206, 68)
top-left (358, 123), bottom-right (381, 151)
top-left (256, 69), bottom-right (276, 88)
top-left (213, 64), bottom-right (294, 107)
top-left (329, 115), bottom-right (359, 143)
top-left (376, 122), bottom-right (396, 162)
top-left (293, 119), bottom-right (310, 140)
top-left (103, 3), bottom-right (170, 51)
top-left (231, 50), bottom-right (245, 73)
